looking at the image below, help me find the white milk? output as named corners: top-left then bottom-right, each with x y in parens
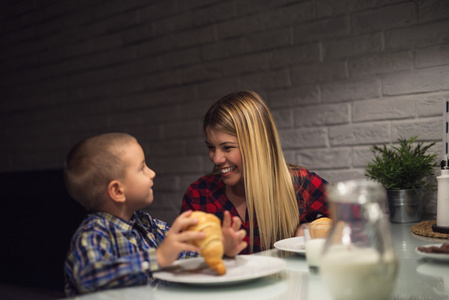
top-left (305, 238), bottom-right (326, 271)
top-left (320, 246), bottom-right (398, 300)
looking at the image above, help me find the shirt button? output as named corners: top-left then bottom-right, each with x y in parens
top-left (142, 261), bottom-right (150, 271)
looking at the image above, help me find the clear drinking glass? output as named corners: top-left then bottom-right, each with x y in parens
top-left (304, 224), bottom-right (327, 273)
top-left (320, 179), bottom-right (399, 300)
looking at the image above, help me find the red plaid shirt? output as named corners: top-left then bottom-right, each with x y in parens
top-left (180, 168), bottom-right (329, 254)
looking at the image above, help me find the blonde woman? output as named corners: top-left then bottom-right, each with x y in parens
top-left (181, 91), bottom-right (329, 254)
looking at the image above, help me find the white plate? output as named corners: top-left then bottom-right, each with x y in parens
top-left (153, 255), bottom-right (286, 285)
top-left (417, 263), bottom-right (449, 277)
top-left (273, 236), bottom-right (305, 255)
top-left (415, 244), bottom-right (449, 262)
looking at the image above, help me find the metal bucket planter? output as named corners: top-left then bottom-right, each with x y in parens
top-left (387, 189), bottom-right (422, 223)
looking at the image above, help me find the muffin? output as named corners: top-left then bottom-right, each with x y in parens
top-left (309, 217), bottom-right (332, 239)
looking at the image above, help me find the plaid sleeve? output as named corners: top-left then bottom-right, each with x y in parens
top-left (295, 169), bottom-right (330, 224)
top-left (64, 226), bottom-right (156, 296)
top-left (147, 214), bottom-right (199, 261)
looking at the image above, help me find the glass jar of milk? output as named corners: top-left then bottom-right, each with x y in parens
top-left (320, 179), bottom-right (399, 300)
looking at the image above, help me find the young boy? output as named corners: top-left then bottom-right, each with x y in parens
top-left (63, 133), bottom-right (246, 296)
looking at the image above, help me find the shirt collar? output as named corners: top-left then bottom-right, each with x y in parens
top-left (93, 211), bottom-right (138, 232)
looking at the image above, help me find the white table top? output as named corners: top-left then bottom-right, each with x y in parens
top-left (67, 222), bottom-right (449, 300)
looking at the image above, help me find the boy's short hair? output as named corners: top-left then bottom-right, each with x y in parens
top-left (64, 132), bottom-right (137, 211)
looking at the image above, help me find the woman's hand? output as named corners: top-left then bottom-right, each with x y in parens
top-left (156, 210), bottom-right (205, 268)
top-left (295, 223), bottom-right (307, 236)
top-left (222, 211), bottom-right (247, 257)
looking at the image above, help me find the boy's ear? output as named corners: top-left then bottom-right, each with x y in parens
top-left (108, 180), bottom-right (126, 203)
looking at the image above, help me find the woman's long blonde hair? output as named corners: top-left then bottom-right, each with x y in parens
top-left (204, 90), bottom-right (299, 252)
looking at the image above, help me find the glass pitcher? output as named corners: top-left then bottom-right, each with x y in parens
top-left (320, 179), bottom-right (399, 300)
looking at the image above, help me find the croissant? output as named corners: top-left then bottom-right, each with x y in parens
top-left (184, 211), bottom-right (226, 275)
top-left (309, 217), bottom-right (332, 239)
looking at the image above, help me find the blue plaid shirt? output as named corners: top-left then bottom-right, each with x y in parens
top-left (64, 211), bottom-right (197, 296)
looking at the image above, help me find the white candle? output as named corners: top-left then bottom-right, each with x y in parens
top-left (437, 169), bottom-right (449, 227)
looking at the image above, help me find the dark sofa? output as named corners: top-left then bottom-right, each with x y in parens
top-left (0, 169), bottom-right (85, 296)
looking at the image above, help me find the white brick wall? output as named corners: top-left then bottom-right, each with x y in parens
top-left (1, 0), bottom-right (448, 223)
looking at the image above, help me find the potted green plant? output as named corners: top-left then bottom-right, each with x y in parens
top-left (365, 136), bottom-right (439, 223)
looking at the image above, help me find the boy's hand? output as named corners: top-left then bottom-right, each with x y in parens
top-left (156, 210), bottom-right (205, 268)
top-left (222, 211), bottom-right (247, 257)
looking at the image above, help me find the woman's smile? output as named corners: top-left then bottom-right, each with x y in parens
top-left (220, 166), bottom-right (236, 175)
